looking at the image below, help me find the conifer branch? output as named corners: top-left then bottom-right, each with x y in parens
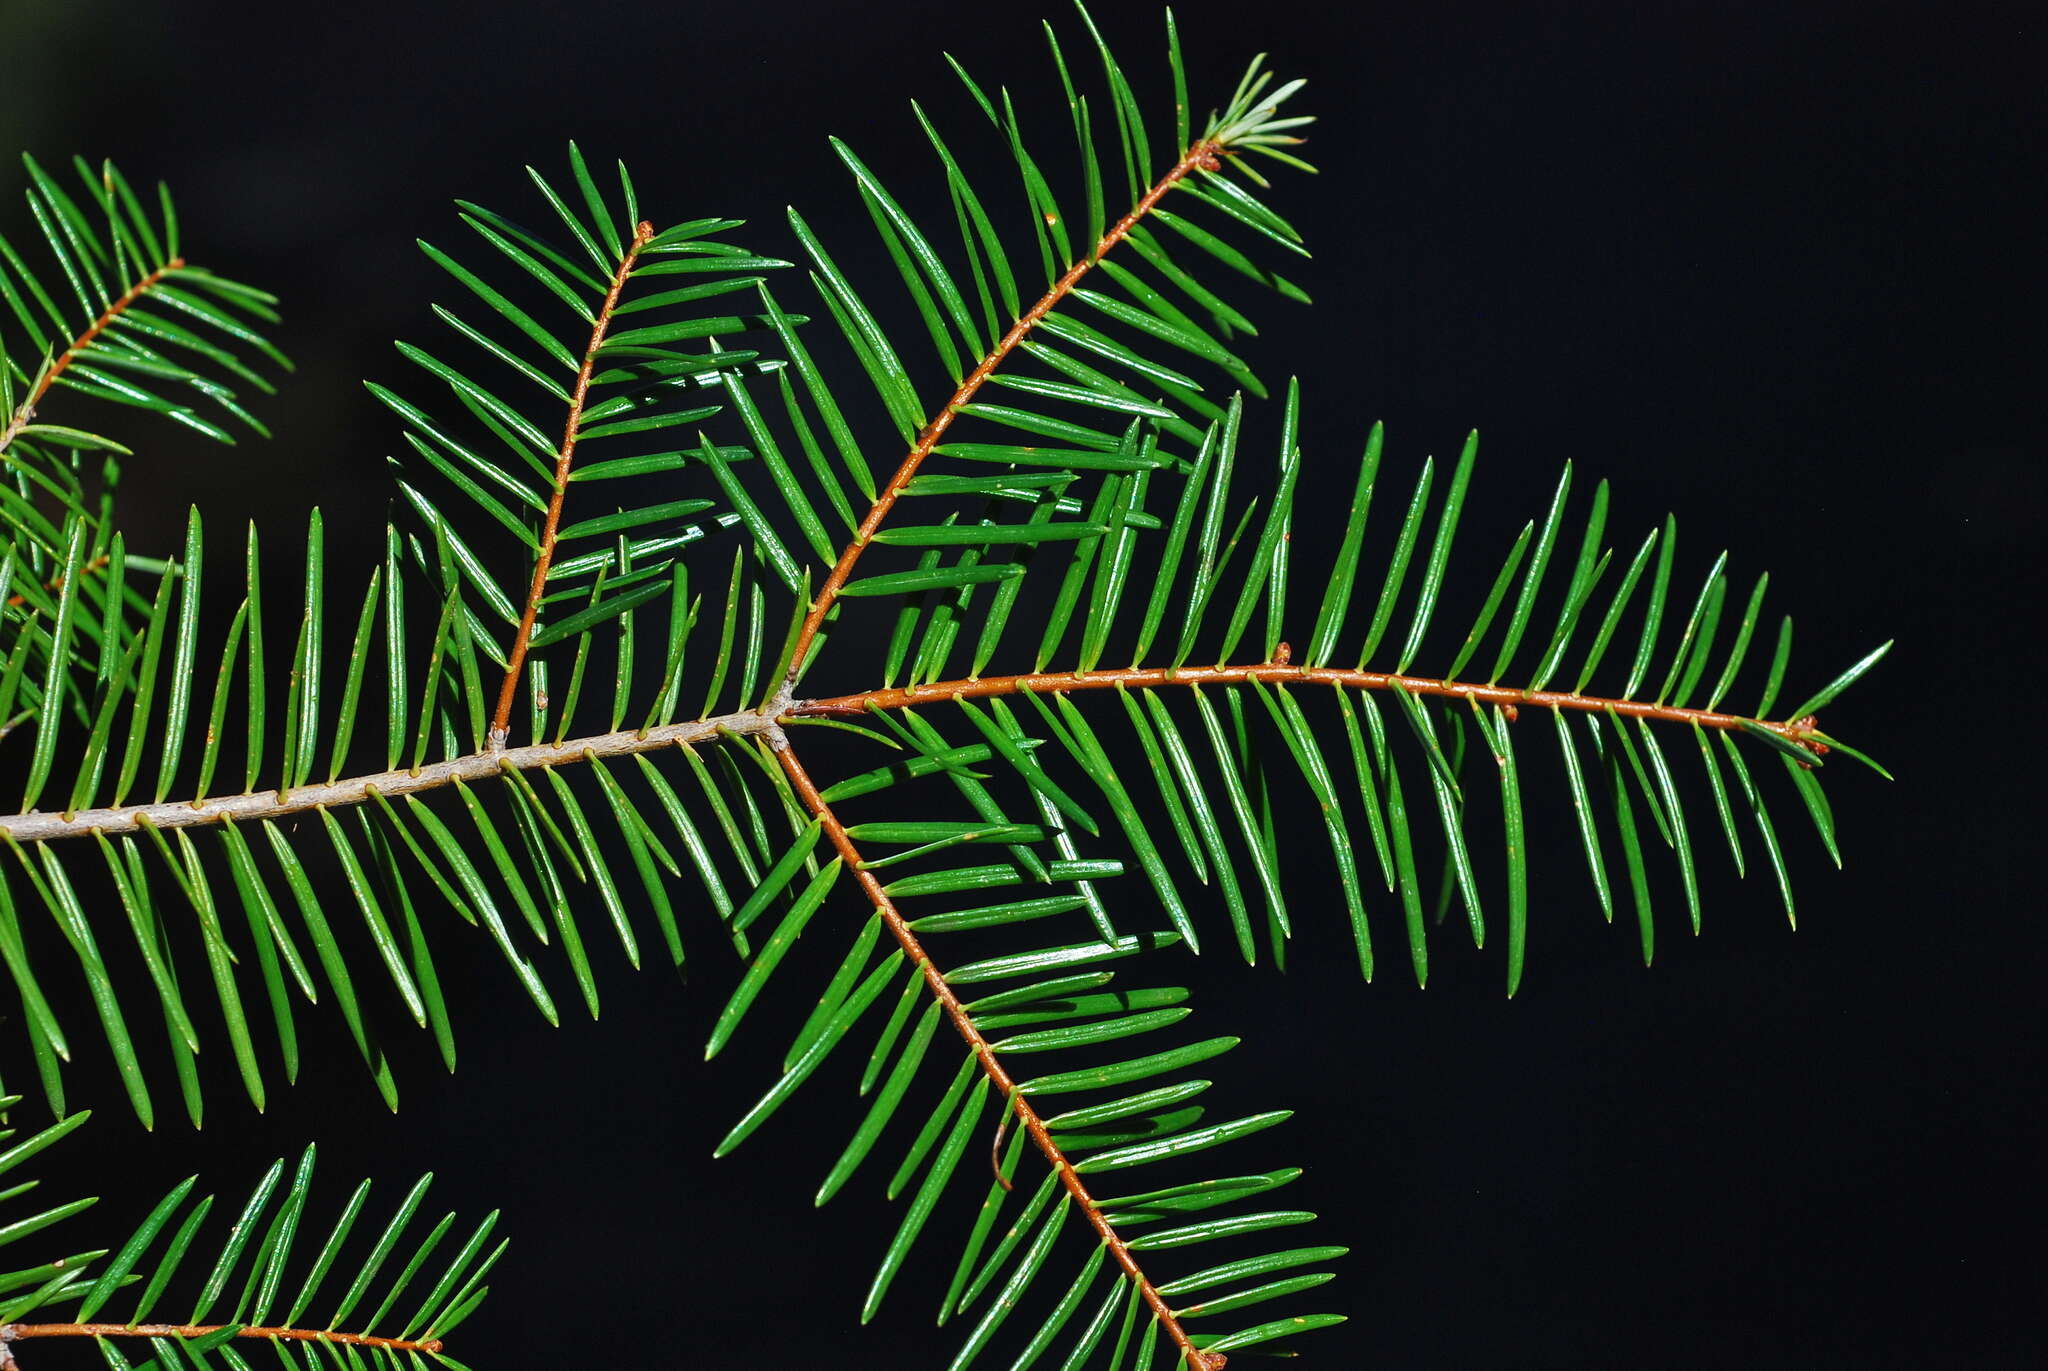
top-left (488, 218), bottom-right (657, 749)
top-left (0, 257), bottom-right (184, 458)
top-left (799, 662), bottom-right (1828, 749)
top-left (770, 741), bottom-right (1227, 1371)
top-left (781, 139), bottom-right (1227, 680)
top-left (0, 661), bottom-right (1825, 847)
top-left (0, 26), bottom-right (1883, 1363)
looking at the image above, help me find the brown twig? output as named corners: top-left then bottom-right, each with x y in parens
top-left (0, 1324), bottom-right (441, 1355)
top-left (487, 220), bottom-right (656, 749)
top-left (779, 140), bottom-right (1225, 686)
top-left (771, 742), bottom-right (1227, 1371)
top-left (5, 553), bottom-right (110, 608)
top-left (796, 663), bottom-right (1814, 740)
top-left (0, 259), bottom-right (184, 458)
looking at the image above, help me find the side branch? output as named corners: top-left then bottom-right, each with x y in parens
top-left (793, 663), bottom-right (1819, 741)
top-left (1, 1324), bottom-right (441, 1357)
top-left (5, 553), bottom-right (110, 608)
top-left (0, 258), bottom-right (186, 457)
top-left (488, 219), bottom-right (656, 748)
top-left (780, 140), bottom-right (1225, 680)
top-left (771, 742), bottom-right (1226, 1371)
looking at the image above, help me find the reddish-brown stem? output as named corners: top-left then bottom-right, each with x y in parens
top-left (772, 742), bottom-right (1227, 1371)
top-left (780, 141), bottom-right (1224, 685)
top-left (4, 553), bottom-right (110, 609)
top-left (1, 1324), bottom-right (441, 1355)
top-left (0, 258), bottom-right (185, 457)
top-left (487, 221), bottom-right (655, 748)
top-left (793, 661), bottom-right (1818, 744)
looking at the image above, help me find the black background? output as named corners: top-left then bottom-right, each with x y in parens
top-left (4, 1), bottom-right (2041, 1366)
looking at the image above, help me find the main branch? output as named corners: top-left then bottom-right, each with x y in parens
top-left (780, 139), bottom-right (1225, 681)
top-left (0, 706), bottom-right (777, 844)
top-left (0, 666), bottom-right (1818, 846)
top-left (487, 219), bottom-right (656, 749)
top-left (771, 743), bottom-right (1227, 1371)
